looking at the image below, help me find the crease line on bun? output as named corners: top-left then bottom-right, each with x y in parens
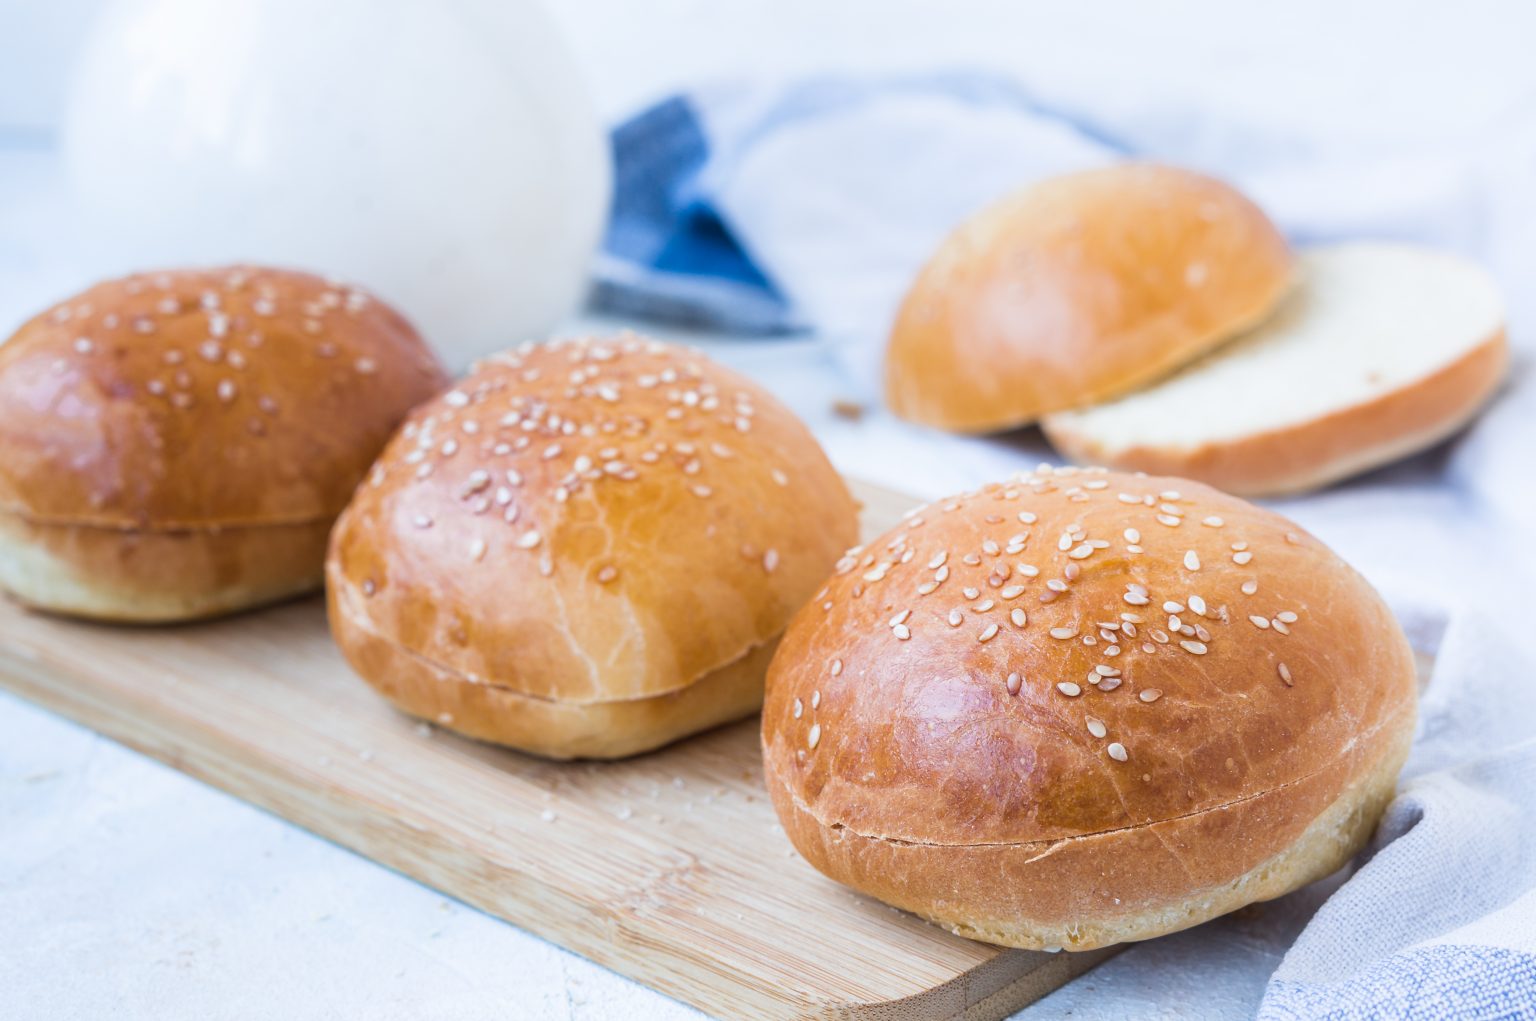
top-left (335, 576), bottom-right (780, 707)
top-left (771, 699), bottom-right (1407, 853)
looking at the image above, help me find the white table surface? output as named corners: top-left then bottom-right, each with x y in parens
top-left (0, 136), bottom-right (1401, 1021)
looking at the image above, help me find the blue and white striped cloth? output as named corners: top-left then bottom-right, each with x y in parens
top-left (595, 70), bottom-right (1536, 1019)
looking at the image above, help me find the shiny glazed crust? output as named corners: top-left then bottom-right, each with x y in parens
top-left (762, 466), bottom-right (1417, 948)
top-left (327, 334), bottom-right (859, 757)
top-left (0, 266), bottom-right (447, 620)
top-left (885, 164), bottom-right (1292, 432)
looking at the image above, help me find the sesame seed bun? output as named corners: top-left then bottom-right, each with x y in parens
top-left (884, 164), bottom-right (1293, 432)
top-left (0, 267), bottom-right (447, 622)
top-left (1041, 243), bottom-right (1510, 496)
top-left (762, 466), bottom-right (1416, 950)
top-left (326, 335), bottom-right (859, 759)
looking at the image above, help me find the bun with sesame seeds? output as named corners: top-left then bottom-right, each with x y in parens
top-left (0, 266), bottom-right (448, 622)
top-left (762, 465), bottom-right (1416, 951)
top-left (326, 335), bottom-right (860, 759)
top-left (885, 163), bottom-right (1293, 432)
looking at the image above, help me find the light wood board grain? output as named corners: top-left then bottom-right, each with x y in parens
top-left (0, 477), bottom-right (1114, 1019)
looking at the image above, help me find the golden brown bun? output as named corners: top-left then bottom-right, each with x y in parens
top-left (885, 164), bottom-right (1293, 432)
top-left (327, 334), bottom-right (859, 759)
top-left (762, 465), bottom-right (1416, 950)
top-left (0, 266), bottom-right (447, 621)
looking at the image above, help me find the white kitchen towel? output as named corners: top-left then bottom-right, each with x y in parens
top-left (595, 58), bottom-right (1536, 1019)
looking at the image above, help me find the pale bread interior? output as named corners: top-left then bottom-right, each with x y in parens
top-left (1045, 242), bottom-right (1503, 449)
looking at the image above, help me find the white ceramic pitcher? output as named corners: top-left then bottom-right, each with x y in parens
top-left (63, 0), bottom-right (612, 367)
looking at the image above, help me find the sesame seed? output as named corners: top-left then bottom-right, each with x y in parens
top-left (978, 623), bottom-right (999, 643)
top-left (1107, 743), bottom-right (1128, 762)
top-left (928, 551), bottom-right (948, 569)
top-left (597, 565), bottom-right (618, 583)
top-left (807, 724), bottom-right (821, 749)
top-left (1001, 584), bottom-right (1025, 599)
top-left (973, 599), bottom-right (995, 612)
top-left (1124, 528), bottom-right (1141, 543)
top-left (763, 549), bottom-right (780, 573)
top-left (1278, 662), bottom-right (1293, 686)
top-left (890, 608), bottom-right (911, 626)
top-left (1010, 608), bottom-right (1027, 627)
top-left (1057, 682), bottom-right (1082, 697)
top-left (948, 609), bottom-right (964, 627)
top-left (831, 659), bottom-right (843, 677)
top-left (1233, 551), bottom-right (1253, 565)
top-left (516, 530), bottom-right (542, 549)
top-left (1139, 688), bottom-right (1163, 703)
top-left (1250, 615), bottom-right (1271, 629)
top-left (1202, 516), bottom-right (1224, 527)
top-left (811, 690), bottom-right (821, 710)
top-left (1069, 544), bottom-right (1094, 560)
top-left (469, 538), bottom-right (487, 562)
top-left (1188, 595), bottom-right (1207, 616)
top-left (1086, 717), bottom-right (1107, 739)
top-left (893, 624), bottom-right (911, 640)
top-left (1018, 511), bottom-right (1038, 524)
top-left (413, 514), bottom-right (433, 529)
top-left (1049, 627), bottom-right (1078, 640)
top-left (1184, 550), bottom-right (1201, 571)
top-left (1272, 620), bottom-right (1291, 635)
top-left (1241, 580), bottom-right (1259, 596)
top-left (1123, 590), bottom-right (1149, 606)
top-left (1158, 514), bottom-right (1181, 527)
top-left (216, 380), bottom-right (237, 403)
top-left (1277, 611), bottom-right (1298, 623)
top-left (792, 698), bottom-right (803, 719)
top-left (1180, 640), bottom-right (1208, 655)
top-left (1005, 672), bottom-right (1022, 695)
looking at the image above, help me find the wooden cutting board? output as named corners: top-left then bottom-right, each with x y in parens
top-left (0, 477), bottom-right (1114, 1020)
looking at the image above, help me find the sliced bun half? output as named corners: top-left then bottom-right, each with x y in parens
top-left (1043, 243), bottom-right (1509, 496)
top-left (885, 164), bottom-right (1293, 432)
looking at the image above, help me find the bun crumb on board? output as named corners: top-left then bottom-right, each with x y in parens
top-left (327, 334), bottom-right (859, 759)
top-left (885, 163), bottom-right (1293, 432)
top-left (762, 464), bottom-right (1415, 950)
top-left (0, 266), bottom-right (447, 622)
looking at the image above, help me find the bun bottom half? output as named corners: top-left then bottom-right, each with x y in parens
top-left (328, 576), bottom-right (772, 760)
top-left (767, 706), bottom-right (1413, 952)
top-left (0, 510), bottom-right (327, 623)
top-left (1045, 332), bottom-right (1507, 497)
